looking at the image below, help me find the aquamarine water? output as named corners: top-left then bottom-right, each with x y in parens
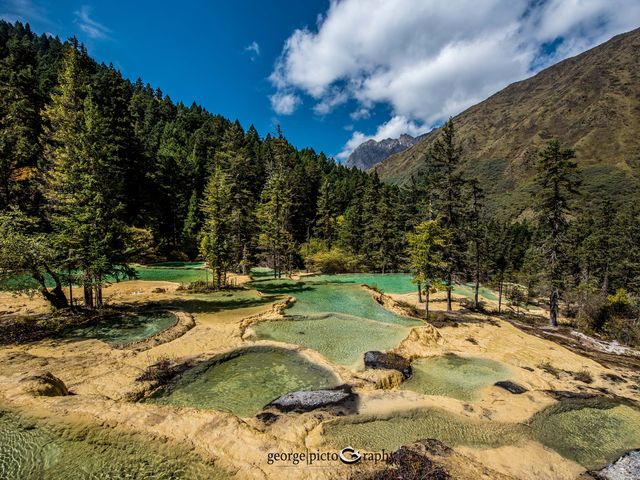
top-left (304, 273), bottom-right (418, 294)
top-left (68, 311), bottom-right (176, 346)
top-left (254, 313), bottom-right (415, 366)
top-left (0, 262), bottom-right (208, 291)
top-left (147, 348), bottom-right (339, 416)
top-left (300, 273), bottom-right (499, 301)
top-left (250, 278), bottom-right (421, 366)
top-left (0, 410), bottom-right (229, 479)
top-left (402, 354), bottom-right (511, 401)
top-left (132, 262), bottom-right (207, 284)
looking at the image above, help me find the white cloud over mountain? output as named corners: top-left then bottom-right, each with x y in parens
top-left (269, 0), bottom-right (640, 159)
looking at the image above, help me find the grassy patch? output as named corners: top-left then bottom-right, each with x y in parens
top-left (572, 370), bottom-right (594, 384)
top-left (538, 361), bottom-right (562, 379)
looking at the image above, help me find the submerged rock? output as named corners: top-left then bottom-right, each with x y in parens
top-left (592, 449), bottom-right (640, 480)
top-left (494, 380), bottom-right (528, 394)
top-left (364, 351), bottom-right (412, 378)
top-left (18, 371), bottom-right (69, 396)
top-left (265, 385), bottom-right (357, 413)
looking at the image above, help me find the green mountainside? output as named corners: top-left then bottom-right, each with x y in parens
top-left (373, 28), bottom-right (640, 216)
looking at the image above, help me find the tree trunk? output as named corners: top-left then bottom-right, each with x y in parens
top-left (94, 273), bottom-right (103, 308)
top-left (474, 277), bottom-right (480, 309)
top-left (550, 287), bottom-right (559, 327)
top-left (84, 279), bottom-right (94, 308)
top-left (446, 271), bottom-right (452, 311)
top-left (601, 264), bottom-right (609, 294)
top-left (425, 289), bottom-right (430, 320)
top-left (498, 275), bottom-right (503, 314)
top-left (32, 269), bottom-right (69, 309)
top-left (417, 282), bottom-right (422, 303)
top-left (67, 267), bottom-right (74, 309)
top-left (44, 265), bottom-right (70, 309)
top-left (474, 240), bottom-right (480, 309)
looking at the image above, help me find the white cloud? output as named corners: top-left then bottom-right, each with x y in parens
top-left (269, 0), bottom-right (640, 156)
top-left (1, 0), bottom-right (48, 24)
top-left (74, 5), bottom-right (110, 40)
top-left (313, 88), bottom-right (348, 115)
top-left (336, 115), bottom-right (429, 160)
top-left (245, 41), bottom-right (260, 61)
top-left (269, 91), bottom-right (301, 115)
top-left (350, 107), bottom-right (370, 121)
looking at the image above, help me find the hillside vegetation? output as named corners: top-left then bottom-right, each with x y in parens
top-left (373, 28), bottom-right (640, 216)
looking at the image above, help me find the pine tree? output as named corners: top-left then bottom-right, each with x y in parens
top-left (467, 179), bottom-right (485, 309)
top-left (424, 118), bottom-right (467, 311)
top-left (0, 31), bottom-right (41, 212)
top-left (219, 121), bottom-right (260, 272)
top-left (182, 189), bottom-right (200, 258)
top-left (42, 45), bottom-right (131, 308)
top-left (315, 178), bottom-right (337, 247)
top-left (533, 139), bottom-right (581, 326)
top-left (407, 219), bottom-right (450, 318)
top-left (199, 167), bottom-right (233, 288)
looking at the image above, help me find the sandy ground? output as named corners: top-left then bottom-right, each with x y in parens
top-left (0, 277), bottom-right (639, 479)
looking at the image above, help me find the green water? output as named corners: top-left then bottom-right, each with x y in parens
top-left (402, 354), bottom-right (511, 401)
top-left (147, 348), bottom-right (339, 417)
top-left (302, 273), bottom-right (499, 301)
top-left (67, 311), bottom-right (176, 346)
top-left (254, 314), bottom-right (415, 366)
top-left (0, 262), bottom-right (207, 291)
top-left (323, 399), bottom-right (640, 470)
top-left (132, 262), bottom-right (207, 284)
top-left (250, 267), bottom-right (276, 279)
top-left (0, 410), bottom-right (229, 479)
top-left (323, 409), bottom-right (524, 452)
top-left (529, 399), bottom-right (640, 470)
top-left (249, 278), bottom-right (421, 366)
top-left (304, 273), bottom-right (417, 294)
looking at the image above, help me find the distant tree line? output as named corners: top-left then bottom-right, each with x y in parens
top-left (1, 22), bottom-right (639, 345)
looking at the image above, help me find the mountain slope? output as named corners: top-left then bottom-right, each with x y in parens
top-left (373, 28), bottom-right (640, 215)
top-left (345, 133), bottom-right (422, 170)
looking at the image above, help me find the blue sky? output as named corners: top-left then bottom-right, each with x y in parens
top-left (2, 0), bottom-right (640, 161)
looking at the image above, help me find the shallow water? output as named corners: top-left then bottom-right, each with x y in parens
top-left (0, 262), bottom-right (207, 291)
top-left (304, 273), bottom-right (417, 294)
top-left (147, 348), bottom-right (339, 416)
top-left (132, 262), bottom-right (207, 284)
top-left (323, 399), bottom-right (640, 470)
top-left (0, 410), bottom-right (229, 479)
top-left (68, 311), bottom-right (176, 346)
top-left (402, 354), bottom-right (511, 401)
top-left (250, 278), bottom-right (421, 366)
top-left (528, 398), bottom-right (640, 470)
top-left (254, 314), bottom-right (415, 366)
top-left (323, 409), bottom-right (524, 452)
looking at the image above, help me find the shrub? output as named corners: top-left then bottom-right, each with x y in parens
top-left (573, 370), bottom-right (593, 384)
top-left (505, 284), bottom-right (528, 314)
top-left (538, 361), bottom-right (561, 378)
top-left (303, 245), bottom-right (364, 274)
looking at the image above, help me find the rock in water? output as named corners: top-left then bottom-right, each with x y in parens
top-left (265, 385), bottom-right (357, 413)
top-left (364, 351), bottom-right (412, 378)
top-left (18, 371), bottom-right (69, 396)
top-left (592, 449), bottom-right (640, 480)
top-left (494, 380), bottom-right (528, 394)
